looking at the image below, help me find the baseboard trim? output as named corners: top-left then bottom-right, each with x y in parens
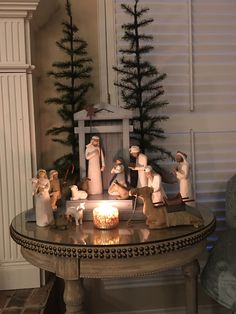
top-left (107, 304), bottom-right (228, 314)
top-left (0, 261), bottom-right (40, 290)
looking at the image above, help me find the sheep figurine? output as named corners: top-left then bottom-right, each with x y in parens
top-left (65, 203), bottom-right (85, 225)
top-left (70, 185), bottom-right (88, 200)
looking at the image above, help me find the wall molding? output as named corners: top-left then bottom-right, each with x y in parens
top-left (0, 0), bottom-right (40, 290)
top-left (0, 261), bottom-right (40, 290)
top-left (0, 1), bottom-right (40, 12)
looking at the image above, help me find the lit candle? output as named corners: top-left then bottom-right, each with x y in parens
top-left (93, 205), bottom-right (119, 230)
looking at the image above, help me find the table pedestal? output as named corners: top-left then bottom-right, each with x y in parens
top-left (64, 279), bottom-right (85, 314)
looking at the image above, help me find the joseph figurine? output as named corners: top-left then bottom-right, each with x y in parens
top-left (85, 136), bottom-right (105, 195)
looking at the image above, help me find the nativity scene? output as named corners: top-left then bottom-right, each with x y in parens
top-left (34, 0), bottom-right (203, 230)
top-left (64, 103), bottom-right (202, 229)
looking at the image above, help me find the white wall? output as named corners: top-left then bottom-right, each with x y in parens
top-left (0, 0), bottom-right (41, 290)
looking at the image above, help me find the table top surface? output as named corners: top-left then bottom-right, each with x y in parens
top-left (10, 206), bottom-right (215, 260)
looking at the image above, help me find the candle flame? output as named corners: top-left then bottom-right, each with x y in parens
top-left (94, 205), bottom-right (118, 216)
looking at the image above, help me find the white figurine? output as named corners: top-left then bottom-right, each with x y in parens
top-left (70, 185), bottom-right (88, 200)
top-left (32, 169), bottom-right (54, 227)
top-left (65, 203), bottom-right (85, 225)
top-left (108, 158), bottom-right (127, 196)
top-left (85, 136), bottom-right (105, 195)
top-left (128, 145), bottom-right (148, 187)
top-left (173, 151), bottom-right (194, 205)
top-left (144, 166), bottom-right (167, 204)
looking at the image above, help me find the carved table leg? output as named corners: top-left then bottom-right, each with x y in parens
top-left (64, 279), bottom-right (86, 314)
top-left (182, 259), bottom-right (200, 314)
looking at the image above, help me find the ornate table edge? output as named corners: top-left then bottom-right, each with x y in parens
top-left (10, 217), bottom-right (216, 261)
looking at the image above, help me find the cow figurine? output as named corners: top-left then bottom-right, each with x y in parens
top-left (70, 185), bottom-right (88, 200)
top-left (65, 203), bottom-right (85, 225)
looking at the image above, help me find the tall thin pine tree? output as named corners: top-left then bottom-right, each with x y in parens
top-left (113, 0), bottom-right (172, 167)
top-left (46, 0), bottom-right (93, 180)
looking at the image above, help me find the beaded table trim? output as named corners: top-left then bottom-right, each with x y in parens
top-left (10, 219), bottom-right (215, 260)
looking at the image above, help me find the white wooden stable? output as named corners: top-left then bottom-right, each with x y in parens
top-left (74, 104), bottom-right (133, 178)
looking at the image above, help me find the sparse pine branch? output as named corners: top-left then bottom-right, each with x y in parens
top-left (113, 0), bottom-right (172, 165)
top-left (45, 0), bottom-right (93, 180)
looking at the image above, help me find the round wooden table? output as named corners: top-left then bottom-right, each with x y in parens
top-left (10, 206), bottom-right (215, 314)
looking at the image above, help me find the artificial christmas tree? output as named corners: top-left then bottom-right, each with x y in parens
top-left (46, 0), bottom-right (93, 181)
top-left (113, 0), bottom-right (172, 169)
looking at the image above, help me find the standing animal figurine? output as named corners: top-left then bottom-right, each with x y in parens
top-left (129, 186), bottom-right (203, 229)
top-left (70, 185), bottom-right (88, 200)
top-left (108, 180), bottom-right (129, 200)
top-left (78, 177), bottom-right (91, 193)
top-left (65, 203), bottom-right (85, 225)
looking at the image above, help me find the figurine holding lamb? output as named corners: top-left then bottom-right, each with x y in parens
top-left (32, 169), bottom-right (54, 227)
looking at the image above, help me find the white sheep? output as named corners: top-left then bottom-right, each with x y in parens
top-left (70, 185), bottom-right (88, 200)
top-left (65, 203), bottom-right (85, 225)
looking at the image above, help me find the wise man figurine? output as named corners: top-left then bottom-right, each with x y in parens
top-left (85, 135), bottom-right (105, 195)
top-left (173, 151), bottom-right (194, 206)
top-left (128, 145), bottom-right (148, 187)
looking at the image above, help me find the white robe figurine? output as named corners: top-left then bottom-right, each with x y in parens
top-left (145, 166), bottom-right (167, 204)
top-left (32, 169), bottom-right (54, 227)
top-left (129, 146), bottom-right (148, 187)
top-left (108, 159), bottom-right (127, 196)
top-left (174, 151), bottom-right (194, 205)
top-left (85, 136), bottom-right (105, 195)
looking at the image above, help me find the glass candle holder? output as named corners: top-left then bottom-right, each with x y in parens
top-left (93, 205), bottom-right (119, 230)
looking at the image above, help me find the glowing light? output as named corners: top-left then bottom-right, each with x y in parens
top-left (93, 204), bottom-right (119, 229)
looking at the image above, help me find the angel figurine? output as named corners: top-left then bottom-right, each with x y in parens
top-left (32, 169), bottom-right (54, 227)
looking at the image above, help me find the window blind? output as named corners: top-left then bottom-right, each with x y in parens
top-left (104, 0), bottom-right (236, 246)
